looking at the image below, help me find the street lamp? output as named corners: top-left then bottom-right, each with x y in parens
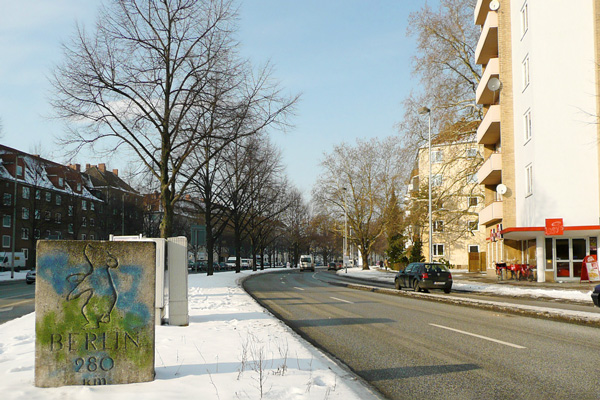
top-left (418, 106), bottom-right (432, 263)
top-left (342, 187), bottom-right (348, 272)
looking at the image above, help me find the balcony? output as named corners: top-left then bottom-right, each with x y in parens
top-left (475, 11), bottom-right (498, 65)
top-left (479, 201), bottom-right (503, 225)
top-left (477, 153), bottom-right (502, 185)
top-left (477, 105), bottom-right (501, 145)
top-left (474, 0), bottom-right (493, 26)
top-left (476, 58), bottom-right (499, 105)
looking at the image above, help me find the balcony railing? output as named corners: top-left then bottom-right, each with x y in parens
top-left (479, 201), bottom-right (503, 225)
top-left (477, 105), bottom-right (501, 145)
top-left (475, 11), bottom-right (498, 65)
top-left (476, 58), bottom-right (499, 105)
top-left (477, 153), bottom-right (502, 185)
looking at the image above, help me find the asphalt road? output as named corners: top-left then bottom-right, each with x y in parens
top-left (244, 268), bottom-right (600, 400)
top-left (0, 280), bottom-right (35, 325)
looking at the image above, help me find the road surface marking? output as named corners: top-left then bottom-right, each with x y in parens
top-left (1, 299), bottom-right (33, 308)
top-left (430, 323), bottom-right (526, 349)
top-left (0, 307), bottom-right (14, 313)
top-left (330, 296), bottom-right (354, 304)
top-left (294, 287), bottom-right (305, 291)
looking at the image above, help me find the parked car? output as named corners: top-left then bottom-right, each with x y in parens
top-left (592, 284), bottom-right (600, 307)
top-left (394, 262), bottom-right (452, 293)
top-left (26, 269), bottom-right (36, 285)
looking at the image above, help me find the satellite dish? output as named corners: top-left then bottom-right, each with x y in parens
top-left (490, 0), bottom-right (500, 11)
top-left (487, 77), bottom-right (501, 91)
top-left (496, 184), bottom-right (507, 195)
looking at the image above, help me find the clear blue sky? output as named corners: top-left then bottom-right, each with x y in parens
top-left (0, 0), bottom-right (435, 196)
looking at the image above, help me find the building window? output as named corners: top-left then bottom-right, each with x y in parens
top-left (45, 230), bottom-right (51, 239)
top-left (46, 192), bottom-right (52, 202)
top-left (22, 187), bottom-right (30, 199)
top-left (90, 218), bottom-right (95, 227)
top-left (468, 197), bottom-right (478, 207)
top-left (468, 221), bottom-right (479, 231)
top-left (90, 202), bottom-right (95, 211)
top-left (81, 234), bottom-right (87, 240)
top-left (432, 244), bottom-right (445, 257)
top-left (34, 229), bottom-right (40, 239)
top-left (68, 224), bottom-right (74, 234)
top-left (56, 231), bottom-right (62, 239)
top-left (77, 183), bottom-right (82, 192)
top-left (58, 177), bottom-right (64, 187)
top-left (431, 174), bottom-right (443, 187)
top-left (22, 248), bottom-right (28, 260)
top-left (35, 209), bottom-right (41, 220)
top-left (467, 173), bottom-right (478, 184)
top-left (68, 205), bottom-right (73, 216)
top-left (468, 245), bottom-right (480, 253)
top-left (22, 207), bottom-right (29, 220)
top-left (431, 150), bottom-right (443, 163)
top-left (2, 235), bottom-right (10, 248)
top-left (45, 211), bottom-right (51, 221)
top-left (3, 193), bottom-right (12, 206)
top-left (56, 213), bottom-right (62, 224)
top-left (522, 55), bottom-right (530, 90)
top-left (56, 195), bottom-right (61, 205)
top-left (3, 215), bottom-right (11, 228)
top-left (90, 234), bottom-right (95, 240)
top-left (21, 228), bottom-right (29, 240)
top-left (520, 2), bottom-right (529, 37)
top-left (16, 164), bottom-right (23, 177)
top-left (82, 200), bottom-right (87, 210)
top-left (433, 220), bottom-right (444, 233)
top-left (35, 190), bottom-right (41, 200)
top-left (524, 109), bottom-right (532, 142)
top-left (526, 164), bottom-right (533, 196)
top-left (82, 217), bottom-right (87, 227)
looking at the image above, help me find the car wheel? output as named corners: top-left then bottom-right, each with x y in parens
top-left (443, 288), bottom-right (451, 294)
top-left (395, 279), bottom-right (401, 290)
top-left (414, 280), bottom-right (422, 292)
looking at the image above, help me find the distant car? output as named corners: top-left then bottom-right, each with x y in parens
top-left (26, 270), bottom-right (36, 285)
top-left (592, 284), bottom-right (600, 307)
top-left (328, 262), bottom-right (340, 271)
top-left (394, 262), bottom-right (452, 293)
top-left (299, 255), bottom-right (315, 272)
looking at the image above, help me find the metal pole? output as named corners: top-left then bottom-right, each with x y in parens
top-left (428, 113), bottom-right (432, 263)
top-left (343, 187), bottom-right (348, 272)
top-left (10, 155), bottom-right (18, 279)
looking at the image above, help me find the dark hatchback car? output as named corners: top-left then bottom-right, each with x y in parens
top-left (395, 262), bottom-right (452, 293)
top-left (26, 270), bottom-right (36, 285)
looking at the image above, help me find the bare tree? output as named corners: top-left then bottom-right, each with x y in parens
top-left (313, 137), bottom-right (404, 269)
top-left (280, 188), bottom-right (310, 268)
top-left (50, 0), bottom-right (297, 238)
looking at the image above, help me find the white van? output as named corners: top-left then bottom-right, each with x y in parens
top-left (0, 252), bottom-right (26, 272)
top-left (299, 255), bottom-right (315, 272)
top-left (226, 257), bottom-right (237, 269)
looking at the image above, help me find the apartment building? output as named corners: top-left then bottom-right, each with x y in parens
top-left (475, 0), bottom-right (600, 281)
top-left (0, 145), bottom-right (145, 269)
top-left (407, 137), bottom-right (487, 269)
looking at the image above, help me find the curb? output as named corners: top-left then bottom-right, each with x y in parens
top-left (333, 281), bottom-right (600, 328)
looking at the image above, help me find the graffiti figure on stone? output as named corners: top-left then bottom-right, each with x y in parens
top-left (67, 243), bottom-right (119, 329)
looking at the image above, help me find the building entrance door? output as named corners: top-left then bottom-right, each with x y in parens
top-left (555, 238), bottom-right (586, 279)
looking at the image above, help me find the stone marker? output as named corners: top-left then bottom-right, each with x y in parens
top-left (34, 240), bottom-right (156, 387)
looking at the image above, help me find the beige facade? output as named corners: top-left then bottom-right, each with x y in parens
top-left (475, 0), bottom-right (600, 282)
top-left (408, 140), bottom-right (487, 269)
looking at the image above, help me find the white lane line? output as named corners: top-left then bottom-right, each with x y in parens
top-left (294, 287), bottom-right (305, 291)
top-left (0, 307), bottom-right (14, 313)
top-left (430, 323), bottom-right (526, 349)
top-left (330, 296), bottom-right (354, 304)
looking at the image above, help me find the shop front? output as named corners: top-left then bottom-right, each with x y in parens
top-left (486, 223), bottom-right (600, 282)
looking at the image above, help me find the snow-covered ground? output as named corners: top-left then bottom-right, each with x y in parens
top-left (0, 269), bottom-right (378, 400)
top-left (337, 267), bottom-right (596, 303)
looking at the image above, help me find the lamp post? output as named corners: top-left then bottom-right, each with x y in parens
top-left (418, 106), bottom-right (432, 263)
top-left (342, 186), bottom-right (348, 272)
